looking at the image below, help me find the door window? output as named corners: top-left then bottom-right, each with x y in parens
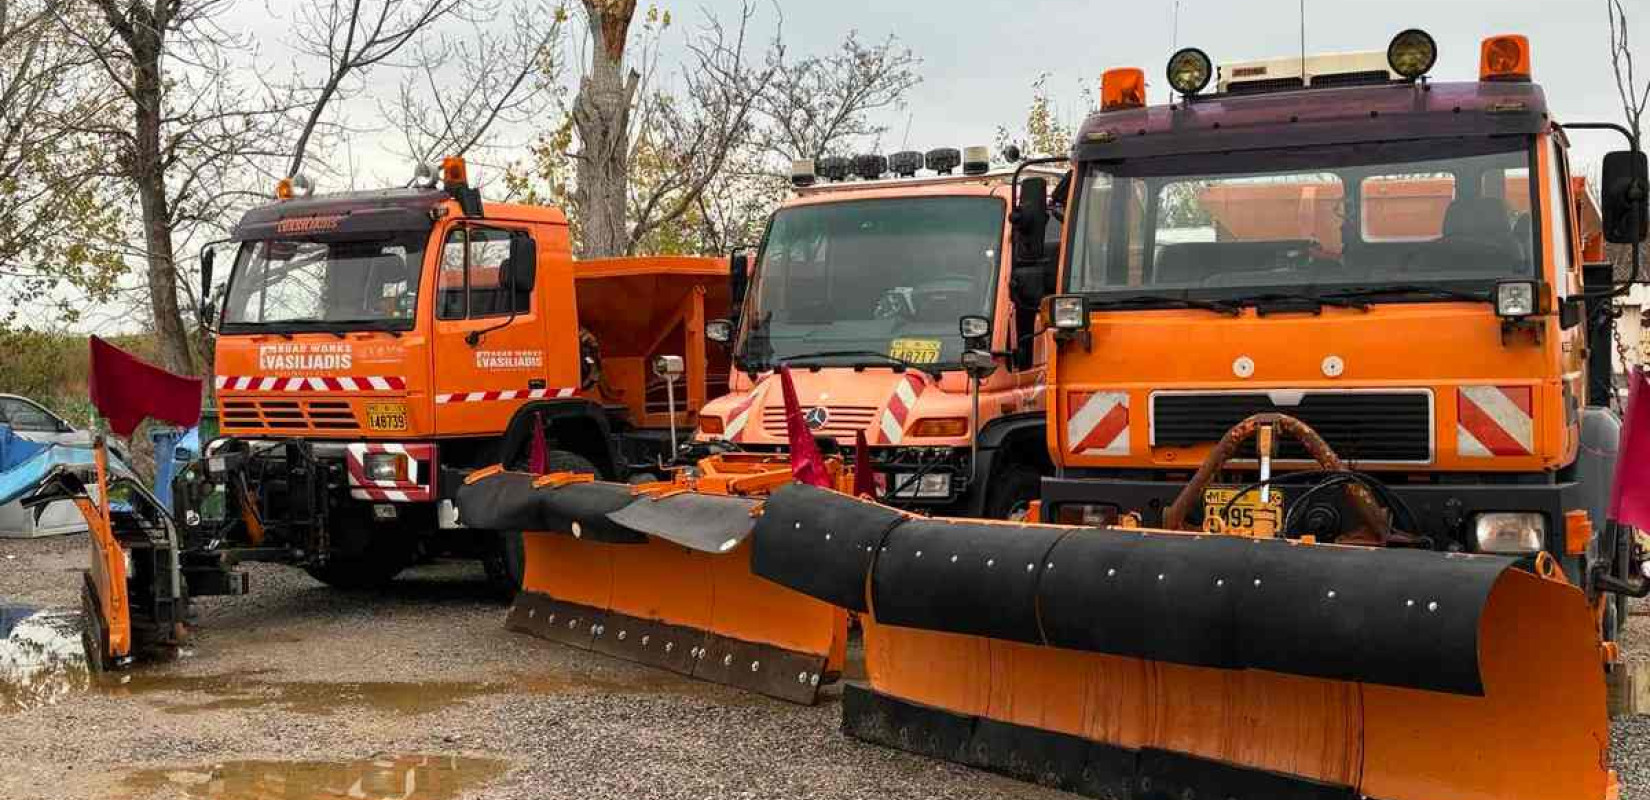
top-left (0, 398), bottom-right (65, 432)
top-left (437, 227), bottom-right (529, 319)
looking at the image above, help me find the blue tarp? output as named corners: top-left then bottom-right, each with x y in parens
top-left (0, 426), bottom-right (113, 508)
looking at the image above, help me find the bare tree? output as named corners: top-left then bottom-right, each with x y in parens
top-left (0, 1), bottom-right (127, 328)
top-left (383, 1), bottom-right (567, 171)
top-left (1610, 0), bottom-right (1650, 141)
top-left (286, 0), bottom-right (471, 179)
top-left (63, 0), bottom-right (300, 374)
top-left (755, 32), bottom-right (920, 163)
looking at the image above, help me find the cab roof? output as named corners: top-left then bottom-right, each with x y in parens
top-left (782, 165), bottom-right (1064, 209)
top-left (1073, 80), bottom-right (1549, 162)
top-left (232, 187), bottom-right (566, 241)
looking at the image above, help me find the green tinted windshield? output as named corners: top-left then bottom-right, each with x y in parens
top-left (742, 196), bottom-right (1005, 369)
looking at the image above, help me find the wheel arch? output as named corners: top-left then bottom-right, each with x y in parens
top-left (497, 399), bottom-right (622, 480)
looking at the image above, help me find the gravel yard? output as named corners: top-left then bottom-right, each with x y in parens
top-left (1, 532), bottom-right (1645, 800)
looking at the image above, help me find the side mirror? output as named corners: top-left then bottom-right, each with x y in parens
top-left (509, 231), bottom-right (537, 294)
top-left (1012, 177), bottom-right (1050, 266)
top-left (958, 315), bottom-right (991, 349)
top-left (706, 318), bottom-right (734, 344)
top-left (199, 246), bottom-right (216, 324)
top-left (729, 249), bottom-right (751, 309)
top-left (1602, 149), bottom-right (1648, 245)
top-left (960, 349), bottom-right (999, 380)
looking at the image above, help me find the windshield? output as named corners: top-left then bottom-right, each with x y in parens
top-left (1068, 138), bottom-right (1536, 301)
top-left (741, 195), bottom-right (1005, 370)
top-left (222, 234), bottom-right (426, 330)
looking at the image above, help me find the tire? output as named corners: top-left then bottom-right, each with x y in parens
top-left (484, 450), bottom-right (599, 598)
top-left (983, 463), bottom-right (1041, 521)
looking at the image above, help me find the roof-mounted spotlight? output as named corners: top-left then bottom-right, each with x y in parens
top-left (817, 156), bottom-right (852, 182)
top-left (791, 159), bottom-right (817, 187)
top-left (1166, 48), bottom-right (1213, 97)
top-left (1387, 29), bottom-right (1438, 81)
top-left (962, 146), bottom-right (990, 176)
top-left (925, 147), bottom-right (961, 175)
top-left (412, 163), bottom-right (438, 189)
top-left (888, 150), bottom-right (924, 177)
top-left (852, 154), bottom-right (888, 181)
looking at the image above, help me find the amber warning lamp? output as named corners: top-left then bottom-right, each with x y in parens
top-left (441, 156), bottom-right (470, 187)
top-left (1480, 34), bottom-right (1531, 82)
top-left (1101, 68), bottom-right (1147, 111)
top-left (440, 155), bottom-right (484, 218)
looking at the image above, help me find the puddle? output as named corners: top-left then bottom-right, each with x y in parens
top-left (1609, 661), bottom-right (1650, 717)
top-left (124, 753), bottom-right (507, 799)
top-left (0, 605), bottom-right (91, 712)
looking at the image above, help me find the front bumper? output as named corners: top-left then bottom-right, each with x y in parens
top-left (1041, 473), bottom-right (1581, 556)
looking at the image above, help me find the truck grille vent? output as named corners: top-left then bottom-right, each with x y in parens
top-left (222, 399), bottom-right (359, 433)
top-left (760, 405), bottom-right (878, 439)
top-left (1151, 392), bottom-right (1432, 463)
top-left (1225, 76), bottom-right (1305, 95)
top-left (1309, 70), bottom-right (1394, 89)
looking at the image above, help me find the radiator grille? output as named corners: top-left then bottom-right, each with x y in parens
top-left (1151, 391), bottom-right (1432, 463)
top-left (221, 399), bottom-right (359, 433)
top-left (760, 405), bottom-right (878, 439)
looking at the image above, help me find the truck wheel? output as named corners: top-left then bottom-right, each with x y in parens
top-left (983, 464), bottom-right (1041, 521)
top-left (303, 531), bottom-right (417, 590)
top-left (485, 450), bottom-right (600, 599)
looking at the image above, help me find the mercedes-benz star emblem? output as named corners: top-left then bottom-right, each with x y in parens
top-left (803, 406), bottom-right (830, 430)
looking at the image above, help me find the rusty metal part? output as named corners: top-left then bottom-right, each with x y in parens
top-left (1162, 413), bottom-right (1396, 544)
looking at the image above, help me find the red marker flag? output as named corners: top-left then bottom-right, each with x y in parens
top-left (89, 336), bottom-right (202, 438)
top-left (778, 366), bottom-right (828, 487)
top-left (528, 413), bottom-right (549, 474)
top-left (1611, 367), bottom-right (1650, 531)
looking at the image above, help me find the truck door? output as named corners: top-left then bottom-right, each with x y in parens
top-left (431, 223), bottom-right (553, 435)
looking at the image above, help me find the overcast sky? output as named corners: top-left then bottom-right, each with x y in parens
top-left (230, 0), bottom-right (1639, 188)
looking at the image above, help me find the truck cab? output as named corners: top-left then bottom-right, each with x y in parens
top-left (1034, 34), bottom-right (1647, 636)
top-left (695, 149), bottom-right (1063, 517)
top-left (188, 160), bottom-right (727, 590)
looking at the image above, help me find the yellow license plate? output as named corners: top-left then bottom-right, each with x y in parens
top-left (889, 338), bottom-right (942, 364)
top-left (365, 402), bottom-right (408, 432)
top-left (1202, 487), bottom-right (1283, 534)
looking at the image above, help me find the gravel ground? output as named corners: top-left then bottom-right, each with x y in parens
top-left (1, 533), bottom-right (1646, 800)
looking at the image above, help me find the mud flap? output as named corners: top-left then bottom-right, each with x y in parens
top-left (756, 488), bottom-right (1614, 800)
top-left (469, 469), bottom-right (846, 704)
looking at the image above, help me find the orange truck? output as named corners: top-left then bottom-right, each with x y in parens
top-left (694, 148), bottom-right (1064, 517)
top-left (173, 159), bottom-right (728, 595)
top-left (810, 33), bottom-right (1648, 800)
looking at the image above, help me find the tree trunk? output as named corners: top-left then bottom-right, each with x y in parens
top-left (128, 6), bottom-right (194, 376)
top-left (571, 0), bottom-right (638, 258)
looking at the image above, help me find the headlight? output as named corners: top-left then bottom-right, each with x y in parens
top-left (891, 472), bottom-right (952, 499)
top-left (1495, 280), bottom-right (1538, 319)
top-left (1387, 29), bottom-right (1438, 80)
top-left (958, 314), bottom-right (992, 341)
top-left (697, 415), bottom-right (725, 436)
top-left (705, 319), bottom-right (734, 344)
top-left (365, 452), bottom-right (409, 482)
top-left (1166, 47), bottom-right (1213, 96)
top-left (1049, 295), bottom-right (1088, 330)
top-left (1474, 512), bottom-right (1545, 554)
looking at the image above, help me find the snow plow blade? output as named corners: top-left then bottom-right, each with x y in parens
top-left (751, 484), bottom-right (1614, 800)
top-left (457, 467), bottom-right (847, 704)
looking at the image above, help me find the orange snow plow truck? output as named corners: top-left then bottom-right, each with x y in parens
top-left (744, 31), bottom-right (1650, 800)
top-left (105, 158), bottom-right (733, 626)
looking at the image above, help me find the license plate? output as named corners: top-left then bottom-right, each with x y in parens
top-left (365, 402), bottom-right (408, 432)
top-left (889, 338), bottom-right (942, 364)
top-left (1202, 487), bottom-right (1283, 534)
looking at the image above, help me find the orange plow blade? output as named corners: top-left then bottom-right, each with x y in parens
top-left (458, 468), bottom-right (847, 703)
top-left (751, 484), bottom-right (1614, 800)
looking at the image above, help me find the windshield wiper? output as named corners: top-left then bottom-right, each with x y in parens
top-left (1321, 285), bottom-right (1493, 304)
top-left (1086, 294), bottom-right (1240, 316)
top-left (1228, 291), bottom-right (1370, 314)
top-left (777, 350), bottom-right (940, 379)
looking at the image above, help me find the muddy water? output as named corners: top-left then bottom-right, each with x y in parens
top-left (0, 604), bottom-right (751, 716)
top-left (123, 753), bottom-right (507, 799)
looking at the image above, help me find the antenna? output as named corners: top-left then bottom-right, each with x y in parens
top-left (899, 112), bottom-right (913, 151)
top-left (1171, 0), bottom-right (1180, 50)
top-left (1298, 0), bottom-right (1307, 84)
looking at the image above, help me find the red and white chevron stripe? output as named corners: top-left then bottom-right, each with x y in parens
top-left (722, 390), bottom-right (762, 442)
top-left (436, 387), bottom-right (577, 404)
top-left (1066, 391), bottom-right (1130, 457)
top-left (1458, 385), bottom-right (1534, 457)
top-left (343, 442), bottom-right (435, 502)
top-left (877, 374), bottom-right (927, 445)
top-left (216, 375), bottom-right (406, 392)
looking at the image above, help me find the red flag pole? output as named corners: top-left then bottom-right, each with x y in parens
top-left (853, 430), bottom-right (876, 499)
